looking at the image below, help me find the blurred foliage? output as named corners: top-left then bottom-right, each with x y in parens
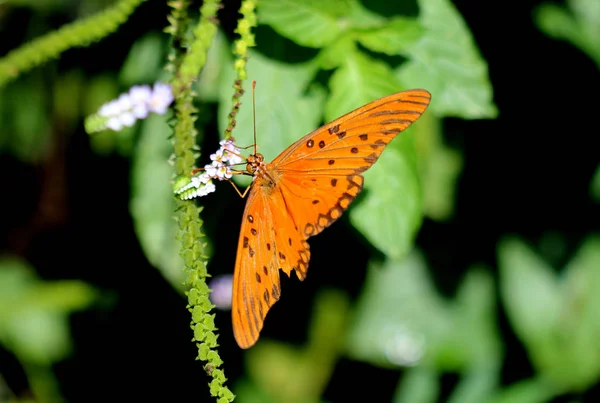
top-left (535, 0), bottom-right (600, 68)
top-left (1, 0), bottom-right (599, 402)
top-left (0, 257), bottom-right (97, 402)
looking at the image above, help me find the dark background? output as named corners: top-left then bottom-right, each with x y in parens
top-left (1, 0), bottom-right (598, 401)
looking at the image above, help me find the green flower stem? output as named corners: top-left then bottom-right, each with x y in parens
top-left (224, 0), bottom-right (257, 138)
top-left (0, 0), bottom-right (147, 88)
top-left (168, 1), bottom-right (234, 402)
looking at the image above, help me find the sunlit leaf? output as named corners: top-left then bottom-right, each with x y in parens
top-left (130, 113), bottom-right (186, 290)
top-left (346, 252), bottom-right (451, 368)
top-left (397, 0), bottom-right (497, 119)
top-left (258, 0), bottom-right (354, 48)
top-left (535, 0), bottom-right (600, 67)
top-left (0, 257), bottom-right (96, 364)
top-left (393, 366), bottom-right (439, 403)
top-left (355, 17), bottom-right (424, 56)
top-left (414, 111), bottom-right (462, 221)
top-left (196, 30), bottom-right (232, 103)
top-left (119, 33), bottom-right (166, 86)
top-left (350, 131), bottom-right (421, 260)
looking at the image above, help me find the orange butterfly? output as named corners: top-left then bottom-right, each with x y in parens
top-left (231, 89), bottom-right (431, 348)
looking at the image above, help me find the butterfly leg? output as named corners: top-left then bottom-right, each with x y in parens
top-left (226, 177), bottom-right (252, 199)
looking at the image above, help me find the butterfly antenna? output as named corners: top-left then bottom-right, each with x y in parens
top-left (252, 80), bottom-right (257, 155)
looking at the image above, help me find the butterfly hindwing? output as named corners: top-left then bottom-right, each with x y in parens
top-left (231, 186), bottom-right (309, 349)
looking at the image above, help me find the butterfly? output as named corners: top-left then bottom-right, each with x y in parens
top-left (231, 89), bottom-right (431, 348)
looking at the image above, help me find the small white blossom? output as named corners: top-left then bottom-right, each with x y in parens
top-left (148, 82), bottom-right (174, 114)
top-left (106, 117), bottom-right (123, 131)
top-left (210, 149), bottom-right (226, 164)
top-left (119, 112), bottom-right (136, 127)
top-left (92, 82), bottom-right (173, 133)
top-left (216, 164), bottom-right (233, 180)
top-left (204, 163), bottom-right (218, 178)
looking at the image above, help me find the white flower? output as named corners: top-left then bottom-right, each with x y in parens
top-left (119, 112), bottom-right (136, 127)
top-left (98, 100), bottom-right (119, 117)
top-left (115, 93), bottom-right (132, 112)
top-left (200, 181), bottom-right (216, 196)
top-left (106, 117), bottom-right (123, 131)
top-left (148, 82), bottom-right (173, 114)
top-left (219, 139), bottom-right (244, 164)
top-left (210, 149), bottom-right (226, 164)
top-left (129, 85), bottom-right (151, 119)
top-left (204, 163), bottom-right (218, 178)
top-left (216, 164), bottom-right (233, 180)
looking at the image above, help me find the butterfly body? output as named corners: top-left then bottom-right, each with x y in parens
top-left (232, 89), bottom-right (432, 348)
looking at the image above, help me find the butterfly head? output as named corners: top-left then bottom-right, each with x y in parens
top-left (246, 152), bottom-right (265, 175)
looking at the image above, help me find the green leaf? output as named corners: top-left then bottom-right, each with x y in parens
top-left (393, 366), bottom-right (439, 403)
top-left (355, 17), bottom-right (424, 56)
top-left (0, 76), bottom-right (51, 162)
top-left (130, 113), bottom-right (186, 290)
top-left (397, 0), bottom-right (497, 119)
top-left (258, 0), bottom-right (353, 48)
top-left (453, 268), bottom-right (502, 369)
top-left (325, 50), bottom-right (403, 121)
top-left (196, 30), bottom-right (232, 103)
top-left (558, 236), bottom-right (600, 390)
top-left (487, 377), bottom-right (560, 403)
top-left (349, 131), bottom-right (422, 260)
top-left (415, 111), bottom-right (462, 221)
top-left (218, 51), bottom-right (325, 186)
top-left (498, 238), bottom-right (561, 348)
top-left (327, 50), bottom-right (425, 260)
top-left (346, 252), bottom-right (452, 368)
top-left (119, 33), bottom-right (166, 86)
top-left (535, 0), bottom-right (600, 67)
top-left (0, 257), bottom-right (96, 364)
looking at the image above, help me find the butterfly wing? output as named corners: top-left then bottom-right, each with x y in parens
top-left (232, 89), bottom-right (431, 348)
top-left (268, 89), bottom-right (431, 239)
top-left (231, 184), bottom-right (310, 349)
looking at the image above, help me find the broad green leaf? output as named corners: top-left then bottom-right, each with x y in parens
top-left (130, 113), bottom-right (186, 290)
top-left (119, 33), bottom-right (165, 86)
top-left (327, 51), bottom-right (424, 259)
top-left (500, 236), bottom-right (600, 391)
top-left (415, 111), bottom-right (462, 221)
top-left (535, 0), bottom-right (600, 67)
top-left (557, 236), bottom-right (600, 390)
top-left (218, 51), bottom-right (324, 186)
top-left (487, 377), bottom-right (560, 403)
top-left (0, 257), bottom-right (96, 364)
top-left (397, 0), bottom-right (497, 119)
top-left (196, 30), bottom-right (232, 103)
top-left (355, 17), bottom-right (424, 56)
top-left (447, 368), bottom-right (499, 403)
top-left (0, 76), bottom-right (50, 162)
top-left (590, 163), bottom-right (600, 202)
top-left (498, 238), bottom-right (561, 347)
top-left (393, 366), bottom-right (439, 403)
top-left (452, 268), bottom-right (501, 370)
top-left (346, 252), bottom-right (452, 368)
top-left (325, 50), bottom-right (403, 121)
top-left (258, 0), bottom-right (353, 48)
top-left (350, 131), bottom-right (421, 260)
